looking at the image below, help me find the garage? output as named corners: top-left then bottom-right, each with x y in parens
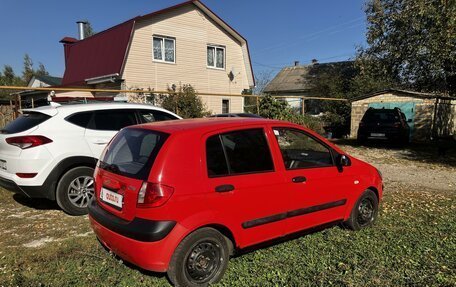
top-left (350, 89), bottom-right (456, 142)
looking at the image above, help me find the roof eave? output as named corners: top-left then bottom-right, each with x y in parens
top-left (193, 1), bottom-right (255, 87)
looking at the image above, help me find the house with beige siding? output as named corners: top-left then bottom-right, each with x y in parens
top-left (58, 0), bottom-right (255, 114)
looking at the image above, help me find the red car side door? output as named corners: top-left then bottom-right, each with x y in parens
top-left (271, 127), bottom-right (353, 234)
top-left (203, 127), bottom-right (289, 248)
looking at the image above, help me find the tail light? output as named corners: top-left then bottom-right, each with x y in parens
top-left (16, 173), bottom-right (37, 178)
top-left (6, 136), bottom-right (52, 149)
top-left (137, 182), bottom-right (174, 208)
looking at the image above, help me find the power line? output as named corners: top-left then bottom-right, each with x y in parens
top-left (255, 16), bottom-right (365, 55)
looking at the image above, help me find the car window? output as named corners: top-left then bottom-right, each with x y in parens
top-left (138, 109), bottom-right (179, 123)
top-left (206, 136), bottom-right (229, 177)
top-left (66, 112), bottom-right (93, 128)
top-left (90, 110), bottom-right (137, 131)
top-left (273, 128), bottom-right (333, 169)
top-left (100, 128), bottom-right (169, 180)
top-left (363, 110), bottom-right (399, 123)
top-left (206, 128), bottom-right (274, 177)
top-left (1, 112), bottom-right (51, 134)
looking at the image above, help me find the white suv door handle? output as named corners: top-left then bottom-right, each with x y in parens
top-left (93, 139), bottom-right (108, 145)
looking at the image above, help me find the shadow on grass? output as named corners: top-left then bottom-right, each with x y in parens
top-left (96, 237), bottom-right (168, 281)
top-left (332, 138), bottom-right (456, 167)
top-left (13, 193), bottom-right (60, 211)
top-left (237, 220), bottom-right (343, 257)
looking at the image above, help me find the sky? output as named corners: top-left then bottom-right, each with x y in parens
top-left (0, 0), bottom-right (368, 79)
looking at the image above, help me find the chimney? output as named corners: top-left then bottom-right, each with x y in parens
top-left (76, 21), bottom-right (87, 40)
top-left (60, 37), bottom-right (79, 68)
top-left (294, 61), bottom-right (300, 66)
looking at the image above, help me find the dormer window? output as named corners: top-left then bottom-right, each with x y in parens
top-left (153, 36), bottom-right (175, 63)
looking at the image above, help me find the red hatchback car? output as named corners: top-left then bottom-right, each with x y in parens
top-left (89, 118), bottom-right (383, 286)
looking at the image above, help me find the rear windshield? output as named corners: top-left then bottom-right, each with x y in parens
top-left (363, 110), bottom-right (399, 123)
top-left (99, 128), bottom-right (169, 180)
top-left (1, 112), bottom-right (51, 134)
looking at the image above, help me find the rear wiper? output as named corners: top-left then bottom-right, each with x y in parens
top-left (0, 129), bottom-right (8, 134)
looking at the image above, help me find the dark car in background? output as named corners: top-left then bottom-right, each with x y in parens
top-left (210, 113), bottom-right (263, 118)
top-left (357, 107), bottom-right (410, 144)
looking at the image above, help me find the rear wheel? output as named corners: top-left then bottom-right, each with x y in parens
top-left (56, 166), bottom-right (95, 216)
top-left (167, 228), bottom-right (230, 287)
top-left (345, 189), bottom-right (378, 231)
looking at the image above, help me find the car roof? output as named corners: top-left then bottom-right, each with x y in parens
top-left (133, 117), bottom-right (287, 134)
top-left (22, 102), bottom-right (181, 118)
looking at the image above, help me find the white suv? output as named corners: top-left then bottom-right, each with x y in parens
top-left (0, 103), bottom-right (181, 215)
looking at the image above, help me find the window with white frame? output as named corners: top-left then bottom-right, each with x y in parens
top-left (207, 45), bottom-right (225, 69)
top-left (153, 36), bottom-right (175, 63)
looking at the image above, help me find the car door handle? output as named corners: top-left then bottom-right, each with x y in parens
top-left (215, 184), bottom-right (235, 193)
top-left (93, 139), bottom-right (109, 145)
top-left (292, 176), bottom-right (307, 183)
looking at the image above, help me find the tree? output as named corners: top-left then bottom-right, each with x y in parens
top-left (83, 21), bottom-right (96, 37)
top-left (0, 65), bottom-right (25, 99)
top-left (362, 0), bottom-right (456, 95)
top-left (253, 70), bottom-right (274, 95)
top-left (161, 84), bottom-right (209, 118)
top-left (22, 54), bottom-right (34, 83)
top-left (36, 63), bottom-right (49, 77)
top-left (258, 95), bottom-right (323, 133)
top-left (2, 65), bottom-right (16, 85)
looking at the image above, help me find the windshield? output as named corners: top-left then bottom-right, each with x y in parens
top-left (99, 128), bottom-right (169, 180)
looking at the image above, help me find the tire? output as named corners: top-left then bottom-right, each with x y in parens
top-left (344, 189), bottom-right (379, 231)
top-left (56, 166), bottom-right (95, 216)
top-left (167, 228), bottom-right (230, 287)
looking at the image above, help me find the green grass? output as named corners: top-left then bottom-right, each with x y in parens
top-left (0, 182), bottom-right (455, 287)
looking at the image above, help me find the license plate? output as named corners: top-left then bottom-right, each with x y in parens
top-left (370, 133), bottom-right (385, 137)
top-left (100, 187), bottom-right (123, 209)
top-left (0, 160), bottom-right (6, 171)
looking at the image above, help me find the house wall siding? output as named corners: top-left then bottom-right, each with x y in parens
top-left (122, 5), bottom-right (249, 114)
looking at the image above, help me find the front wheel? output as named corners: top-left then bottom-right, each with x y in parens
top-left (167, 228), bottom-right (230, 287)
top-left (56, 166), bottom-right (95, 216)
top-left (344, 189), bottom-right (379, 231)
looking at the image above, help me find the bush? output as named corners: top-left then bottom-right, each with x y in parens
top-left (258, 95), bottom-right (324, 133)
top-left (161, 84), bottom-right (209, 118)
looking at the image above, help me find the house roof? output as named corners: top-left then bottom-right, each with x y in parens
top-left (33, 75), bottom-right (62, 86)
top-left (264, 61), bottom-right (353, 95)
top-left (350, 88), bottom-right (456, 102)
top-left (61, 19), bottom-right (136, 86)
top-left (60, 0), bottom-right (255, 87)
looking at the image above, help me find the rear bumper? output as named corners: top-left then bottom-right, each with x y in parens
top-left (0, 175), bottom-right (50, 198)
top-left (88, 199), bottom-right (176, 242)
top-left (0, 176), bottom-right (23, 193)
top-left (89, 199), bottom-right (184, 272)
top-left (358, 129), bottom-right (407, 141)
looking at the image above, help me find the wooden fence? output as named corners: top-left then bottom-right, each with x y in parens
top-left (0, 104), bottom-right (15, 128)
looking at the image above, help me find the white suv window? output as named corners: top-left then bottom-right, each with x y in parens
top-left (89, 110), bottom-right (137, 131)
top-left (137, 109), bottom-right (179, 123)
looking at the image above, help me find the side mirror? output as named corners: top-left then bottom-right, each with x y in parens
top-left (338, 154), bottom-right (351, 167)
top-left (407, 119), bottom-right (412, 123)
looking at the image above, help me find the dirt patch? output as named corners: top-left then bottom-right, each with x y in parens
top-left (338, 144), bottom-right (456, 192)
